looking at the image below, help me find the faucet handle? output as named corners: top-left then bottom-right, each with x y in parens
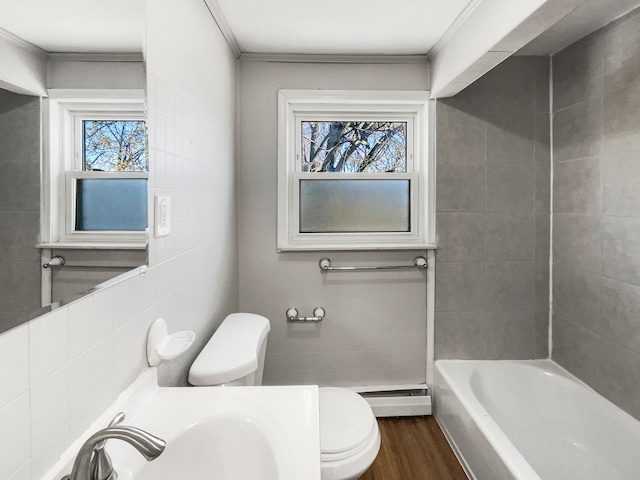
top-left (91, 413), bottom-right (125, 480)
top-left (107, 412), bottom-right (126, 427)
top-left (61, 423), bottom-right (165, 480)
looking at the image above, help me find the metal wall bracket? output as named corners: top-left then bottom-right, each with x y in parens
top-left (43, 255), bottom-right (65, 269)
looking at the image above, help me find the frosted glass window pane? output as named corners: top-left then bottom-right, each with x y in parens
top-left (76, 179), bottom-right (148, 231)
top-left (300, 179), bottom-right (410, 233)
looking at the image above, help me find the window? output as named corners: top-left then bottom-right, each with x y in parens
top-left (277, 90), bottom-right (434, 251)
top-left (42, 90), bottom-right (148, 248)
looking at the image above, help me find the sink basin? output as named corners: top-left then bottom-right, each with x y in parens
top-left (137, 416), bottom-right (279, 479)
top-left (106, 385), bottom-right (321, 480)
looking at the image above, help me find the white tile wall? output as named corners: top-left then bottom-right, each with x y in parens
top-left (0, 0), bottom-right (239, 478)
top-left (0, 327), bottom-right (30, 480)
top-left (0, 325), bottom-right (29, 406)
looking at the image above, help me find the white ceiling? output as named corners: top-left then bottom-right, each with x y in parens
top-left (0, 0), bottom-right (144, 53)
top-left (212, 0), bottom-right (640, 56)
top-left (213, 0), bottom-right (474, 55)
top-left (0, 0), bottom-right (638, 58)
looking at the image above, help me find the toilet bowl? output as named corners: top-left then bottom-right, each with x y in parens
top-left (188, 313), bottom-right (380, 480)
top-left (319, 387), bottom-right (381, 480)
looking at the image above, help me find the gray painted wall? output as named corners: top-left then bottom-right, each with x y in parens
top-left (47, 58), bottom-right (145, 90)
top-left (238, 60), bottom-right (431, 387)
top-left (0, 89), bottom-right (41, 331)
top-left (434, 56), bottom-right (551, 360)
top-left (551, 8), bottom-right (640, 420)
top-left (50, 249), bottom-right (146, 303)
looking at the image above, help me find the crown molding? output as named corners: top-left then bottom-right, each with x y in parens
top-left (428, 0), bottom-right (484, 59)
top-left (202, 0), bottom-right (242, 57)
top-left (239, 53), bottom-right (429, 64)
top-left (47, 52), bottom-right (144, 63)
top-left (0, 26), bottom-right (48, 59)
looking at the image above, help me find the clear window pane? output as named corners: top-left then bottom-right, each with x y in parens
top-left (83, 120), bottom-right (148, 172)
top-left (301, 121), bottom-right (407, 173)
top-left (299, 179), bottom-right (410, 233)
top-left (75, 178), bottom-right (148, 231)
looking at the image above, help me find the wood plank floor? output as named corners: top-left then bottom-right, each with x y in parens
top-left (360, 416), bottom-right (468, 480)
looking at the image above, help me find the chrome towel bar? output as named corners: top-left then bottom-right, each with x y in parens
top-left (42, 255), bottom-right (133, 269)
top-left (319, 256), bottom-right (427, 272)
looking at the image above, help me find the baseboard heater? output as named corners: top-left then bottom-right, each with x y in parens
top-left (348, 384), bottom-right (432, 417)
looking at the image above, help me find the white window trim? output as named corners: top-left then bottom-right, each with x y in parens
top-left (40, 89), bottom-right (148, 249)
top-left (277, 89), bottom-right (435, 251)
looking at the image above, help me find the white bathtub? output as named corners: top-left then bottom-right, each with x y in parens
top-left (434, 360), bottom-right (640, 480)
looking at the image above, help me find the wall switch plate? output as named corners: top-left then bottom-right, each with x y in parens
top-left (154, 195), bottom-right (171, 237)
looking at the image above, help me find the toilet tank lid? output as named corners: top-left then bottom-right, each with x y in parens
top-left (188, 313), bottom-right (271, 386)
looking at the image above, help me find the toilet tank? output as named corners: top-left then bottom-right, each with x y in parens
top-left (188, 313), bottom-right (271, 387)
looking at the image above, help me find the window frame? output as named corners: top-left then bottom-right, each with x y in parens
top-left (41, 89), bottom-right (149, 249)
top-left (277, 89), bottom-right (435, 251)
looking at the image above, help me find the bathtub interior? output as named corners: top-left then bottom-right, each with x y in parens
top-left (435, 360), bottom-right (640, 480)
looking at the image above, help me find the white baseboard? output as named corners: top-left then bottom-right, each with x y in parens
top-left (343, 384), bottom-right (432, 417)
top-left (365, 394), bottom-right (432, 417)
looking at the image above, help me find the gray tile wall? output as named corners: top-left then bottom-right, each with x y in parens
top-left (0, 89), bottom-right (41, 331)
top-left (435, 56), bottom-right (550, 360)
top-left (552, 8), bottom-right (640, 420)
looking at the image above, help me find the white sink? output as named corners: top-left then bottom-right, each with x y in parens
top-left (105, 385), bottom-right (321, 480)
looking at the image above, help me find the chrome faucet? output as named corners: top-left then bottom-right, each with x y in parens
top-left (61, 413), bottom-right (165, 480)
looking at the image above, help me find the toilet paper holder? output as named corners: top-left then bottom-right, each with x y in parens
top-left (286, 306), bottom-right (325, 322)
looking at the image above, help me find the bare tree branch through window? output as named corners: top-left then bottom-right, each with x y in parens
top-left (301, 121), bottom-right (407, 173)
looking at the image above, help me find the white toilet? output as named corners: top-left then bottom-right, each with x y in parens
top-left (188, 313), bottom-right (381, 480)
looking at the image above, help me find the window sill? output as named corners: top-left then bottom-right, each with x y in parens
top-left (277, 243), bottom-right (438, 252)
top-left (37, 241), bottom-right (148, 250)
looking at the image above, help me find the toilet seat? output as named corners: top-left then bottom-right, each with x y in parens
top-left (319, 388), bottom-right (376, 458)
top-left (319, 387), bottom-right (381, 480)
